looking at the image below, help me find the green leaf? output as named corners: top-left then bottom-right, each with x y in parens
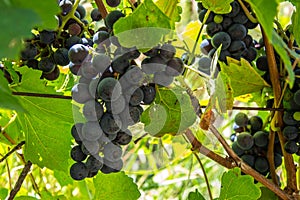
top-left (201, 0), bottom-right (234, 14)
top-left (0, 1), bottom-right (59, 58)
top-left (93, 172), bottom-right (141, 200)
top-left (0, 70), bottom-right (25, 112)
top-left (219, 168), bottom-right (261, 200)
top-left (214, 72), bottom-right (234, 113)
top-left (272, 30), bottom-right (300, 88)
top-left (187, 189), bottom-right (206, 200)
top-left (291, 2), bottom-right (300, 48)
top-left (14, 196), bottom-right (38, 200)
top-left (113, 0), bottom-right (171, 50)
top-left (155, 0), bottom-right (181, 29)
top-left (246, 0), bottom-right (278, 40)
top-left (11, 68), bottom-right (73, 171)
top-left (141, 86), bottom-right (197, 137)
top-left (11, 0), bottom-right (60, 30)
top-left (258, 187), bottom-right (278, 200)
top-left (0, 188), bottom-right (8, 200)
top-left (220, 59), bottom-right (270, 97)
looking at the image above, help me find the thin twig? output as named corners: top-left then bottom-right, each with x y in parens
top-left (267, 130), bottom-right (279, 186)
top-left (134, 133), bottom-right (148, 144)
top-left (8, 161), bottom-right (32, 200)
top-left (12, 92), bottom-right (72, 99)
top-left (6, 159), bottom-right (12, 190)
top-left (0, 141), bottom-right (25, 163)
top-left (193, 152), bottom-right (213, 200)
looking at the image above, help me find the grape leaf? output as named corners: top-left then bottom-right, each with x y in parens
top-left (14, 196), bottom-right (38, 200)
top-left (246, 0), bottom-right (278, 40)
top-left (0, 70), bottom-right (25, 112)
top-left (0, 1), bottom-right (59, 59)
top-left (155, 0), bottom-right (181, 29)
top-left (10, 68), bottom-right (73, 171)
top-left (0, 188), bottom-right (8, 200)
top-left (272, 30), bottom-right (300, 88)
top-left (201, 0), bottom-right (234, 14)
top-left (219, 168), bottom-right (261, 200)
top-left (187, 189), bottom-right (205, 200)
top-left (291, 2), bottom-right (300, 49)
top-left (214, 72), bottom-right (234, 113)
top-left (93, 172), bottom-right (141, 200)
top-left (113, 0), bottom-right (171, 50)
top-left (220, 59), bottom-right (270, 97)
top-left (258, 187), bottom-right (277, 200)
top-left (141, 86), bottom-right (197, 137)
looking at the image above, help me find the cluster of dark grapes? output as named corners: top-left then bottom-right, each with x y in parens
top-left (197, 1), bottom-right (259, 75)
top-left (230, 112), bottom-right (283, 176)
top-left (68, 7), bottom-right (184, 179)
top-left (19, 0), bottom-right (122, 81)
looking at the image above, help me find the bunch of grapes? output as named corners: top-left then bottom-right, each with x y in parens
top-left (18, 0), bottom-right (123, 81)
top-left (230, 112), bottom-right (283, 176)
top-left (67, 5), bottom-right (184, 179)
top-left (197, 0), bottom-right (259, 74)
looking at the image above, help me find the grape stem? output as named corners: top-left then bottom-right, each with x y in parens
top-left (237, 0), bottom-right (258, 23)
top-left (7, 161), bottom-right (32, 200)
top-left (184, 129), bottom-right (293, 200)
top-left (267, 130), bottom-right (279, 186)
top-left (193, 152), bottom-right (213, 200)
top-left (95, 0), bottom-right (108, 18)
top-left (0, 141), bottom-right (25, 163)
top-left (262, 26), bottom-right (298, 194)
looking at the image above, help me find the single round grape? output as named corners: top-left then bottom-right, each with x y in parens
top-left (283, 111), bottom-right (298, 126)
top-left (26, 59), bottom-right (39, 69)
top-left (68, 23), bottom-right (82, 36)
top-left (254, 157), bottom-right (269, 173)
top-left (106, 0), bottom-right (121, 7)
top-left (283, 126), bottom-right (299, 140)
top-left (153, 71), bottom-right (174, 86)
top-left (198, 9), bottom-right (214, 24)
top-left (219, 50), bottom-right (231, 62)
top-left (105, 95), bottom-right (126, 115)
top-left (53, 48), bottom-right (69, 66)
top-left (160, 43), bottom-right (176, 61)
top-left (206, 22), bottom-right (223, 37)
top-left (113, 129), bottom-right (132, 145)
top-left (141, 56), bottom-right (166, 74)
top-left (80, 61), bottom-right (98, 79)
top-left (93, 31), bottom-right (110, 46)
top-left (71, 83), bottom-right (93, 103)
top-left (225, 1), bottom-right (240, 18)
top-left (243, 35), bottom-right (253, 48)
top-left (83, 100), bottom-right (104, 121)
top-left (249, 116), bottom-right (263, 133)
top-left (141, 84), bottom-right (156, 105)
top-left (227, 24), bottom-right (247, 40)
top-left (256, 56), bottom-right (268, 71)
top-left (76, 5), bottom-right (86, 19)
top-left (294, 89), bottom-right (300, 106)
top-left (103, 142), bottom-right (122, 162)
top-left (71, 145), bottom-right (87, 162)
top-left (100, 113), bottom-right (122, 135)
top-left (105, 10), bottom-right (125, 29)
top-left (143, 45), bottom-right (160, 57)
top-left (68, 44), bottom-right (89, 65)
top-left (284, 140), bottom-right (299, 154)
top-left (69, 62), bottom-right (81, 75)
top-left (65, 35), bottom-right (81, 49)
top-left (101, 159), bottom-right (123, 174)
top-left (38, 57), bottom-right (55, 73)
top-left (111, 55), bottom-right (130, 74)
top-left (232, 10), bottom-right (248, 24)
top-left (39, 30), bottom-right (56, 44)
top-left (71, 123), bottom-right (83, 143)
top-left (70, 162), bottom-right (88, 180)
top-left (129, 87), bottom-right (144, 106)
top-left (86, 155), bottom-right (103, 177)
top-left (236, 132), bottom-right (254, 150)
top-left (228, 40), bottom-right (246, 56)
top-left (97, 77), bottom-right (122, 102)
top-left (211, 32), bottom-right (231, 50)
top-left (20, 43), bottom-right (38, 60)
top-left (81, 121), bottom-right (103, 141)
top-left (244, 20), bottom-right (258, 29)
top-left (241, 154), bottom-right (255, 167)
top-left (92, 53), bottom-right (111, 73)
top-left (59, 0), bottom-right (73, 15)
top-left (253, 131), bottom-right (268, 148)
top-left (165, 57), bottom-right (184, 76)
top-left (198, 56), bottom-right (211, 75)
top-left (41, 66), bottom-right (60, 81)
top-left (242, 47), bottom-right (257, 62)
top-left (221, 17), bottom-right (233, 30)
top-left (119, 105), bottom-right (142, 128)
top-left (91, 8), bottom-right (102, 21)
top-left (234, 112), bottom-right (248, 127)
top-left (232, 141), bottom-right (244, 156)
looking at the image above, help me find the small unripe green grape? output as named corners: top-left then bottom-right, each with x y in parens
top-left (214, 15), bottom-right (223, 24)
